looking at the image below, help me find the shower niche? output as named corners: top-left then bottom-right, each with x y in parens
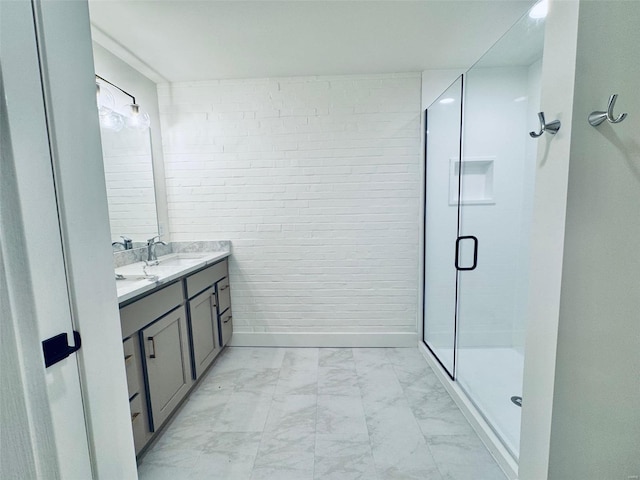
top-left (422, 4), bottom-right (546, 461)
top-left (448, 157), bottom-right (495, 206)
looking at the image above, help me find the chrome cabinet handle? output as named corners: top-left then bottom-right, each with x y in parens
top-left (147, 336), bottom-right (156, 359)
top-left (223, 315), bottom-right (232, 324)
top-left (220, 284), bottom-right (229, 291)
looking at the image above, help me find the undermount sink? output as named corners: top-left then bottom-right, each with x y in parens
top-left (153, 253), bottom-right (209, 267)
top-left (115, 273), bottom-right (157, 282)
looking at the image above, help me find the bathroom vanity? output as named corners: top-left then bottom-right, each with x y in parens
top-left (115, 251), bottom-right (232, 455)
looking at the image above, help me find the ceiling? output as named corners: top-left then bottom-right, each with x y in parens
top-left (88, 0), bottom-right (536, 84)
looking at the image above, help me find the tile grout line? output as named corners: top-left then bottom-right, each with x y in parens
top-left (312, 348), bottom-right (319, 480)
top-left (247, 348), bottom-right (282, 479)
top-left (356, 348), bottom-right (382, 480)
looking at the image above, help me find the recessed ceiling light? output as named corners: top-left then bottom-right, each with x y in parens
top-left (529, 0), bottom-right (549, 19)
top-left (439, 98), bottom-right (455, 104)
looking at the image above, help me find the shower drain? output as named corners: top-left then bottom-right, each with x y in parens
top-left (511, 396), bottom-right (523, 407)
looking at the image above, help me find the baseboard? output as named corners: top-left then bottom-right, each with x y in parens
top-left (418, 343), bottom-right (520, 480)
top-left (228, 332), bottom-right (418, 348)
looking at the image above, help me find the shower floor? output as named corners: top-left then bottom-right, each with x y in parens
top-left (440, 347), bottom-right (524, 458)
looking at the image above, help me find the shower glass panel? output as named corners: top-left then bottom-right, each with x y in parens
top-left (423, 76), bottom-right (463, 378)
top-left (456, 12), bottom-right (545, 458)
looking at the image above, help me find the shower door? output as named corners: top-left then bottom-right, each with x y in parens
top-left (422, 0), bottom-right (546, 463)
top-left (423, 76), bottom-right (463, 378)
top-left (455, 13), bottom-right (544, 458)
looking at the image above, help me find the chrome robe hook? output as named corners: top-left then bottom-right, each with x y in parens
top-left (529, 112), bottom-right (561, 138)
top-left (588, 94), bottom-right (627, 126)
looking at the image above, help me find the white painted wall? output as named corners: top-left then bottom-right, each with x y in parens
top-left (93, 43), bottom-right (170, 241)
top-left (519, 1), bottom-right (581, 477)
top-left (158, 73), bottom-right (422, 345)
top-left (546, 1), bottom-right (640, 478)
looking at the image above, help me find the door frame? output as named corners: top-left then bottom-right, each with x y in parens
top-left (1, 0), bottom-right (138, 478)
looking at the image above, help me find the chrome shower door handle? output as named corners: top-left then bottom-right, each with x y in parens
top-left (455, 236), bottom-right (479, 271)
top-left (530, 112), bottom-right (561, 138)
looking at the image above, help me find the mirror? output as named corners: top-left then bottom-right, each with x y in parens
top-left (97, 79), bottom-right (159, 246)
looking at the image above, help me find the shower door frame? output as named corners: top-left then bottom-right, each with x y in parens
top-left (422, 74), bottom-right (466, 381)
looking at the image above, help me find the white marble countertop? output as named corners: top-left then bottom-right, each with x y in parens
top-left (115, 250), bottom-right (231, 304)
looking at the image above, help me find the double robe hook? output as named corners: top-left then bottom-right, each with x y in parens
top-left (529, 112), bottom-right (561, 138)
top-left (588, 94), bottom-right (627, 127)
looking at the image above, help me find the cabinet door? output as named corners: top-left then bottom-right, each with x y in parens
top-left (142, 306), bottom-right (192, 431)
top-left (189, 288), bottom-right (220, 379)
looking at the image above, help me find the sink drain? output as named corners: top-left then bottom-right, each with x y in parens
top-left (511, 396), bottom-right (522, 407)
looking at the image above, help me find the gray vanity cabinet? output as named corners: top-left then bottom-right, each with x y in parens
top-left (188, 287), bottom-right (220, 379)
top-left (142, 305), bottom-right (192, 431)
top-left (118, 257), bottom-right (232, 457)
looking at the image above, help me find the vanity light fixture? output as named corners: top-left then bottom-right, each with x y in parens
top-left (124, 103), bottom-right (151, 130)
top-left (96, 82), bottom-right (115, 116)
top-left (95, 75), bottom-right (151, 131)
top-left (101, 111), bottom-right (125, 132)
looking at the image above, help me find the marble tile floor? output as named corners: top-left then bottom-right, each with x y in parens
top-left (138, 347), bottom-right (507, 480)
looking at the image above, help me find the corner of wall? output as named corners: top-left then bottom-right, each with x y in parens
top-left (518, 1), bottom-right (581, 479)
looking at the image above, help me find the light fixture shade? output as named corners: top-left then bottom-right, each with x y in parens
top-left (124, 104), bottom-right (151, 130)
top-left (100, 111), bottom-right (125, 131)
top-left (96, 82), bottom-right (115, 116)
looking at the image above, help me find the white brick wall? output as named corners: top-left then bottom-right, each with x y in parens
top-left (157, 73), bottom-right (422, 343)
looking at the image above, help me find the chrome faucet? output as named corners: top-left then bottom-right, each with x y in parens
top-left (146, 235), bottom-right (167, 264)
top-left (112, 235), bottom-right (133, 250)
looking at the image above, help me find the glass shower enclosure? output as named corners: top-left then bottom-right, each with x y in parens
top-left (423, 7), bottom-right (545, 459)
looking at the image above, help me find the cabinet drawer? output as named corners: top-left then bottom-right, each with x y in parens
top-left (129, 393), bottom-right (146, 455)
top-left (186, 260), bottom-right (227, 299)
top-left (219, 309), bottom-right (233, 347)
top-left (217, 278), bottom-right (231, 314)
top-left (123, 337), bottom-right (139, 399)
top-left (120, 282), bottom-right (183, 338)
